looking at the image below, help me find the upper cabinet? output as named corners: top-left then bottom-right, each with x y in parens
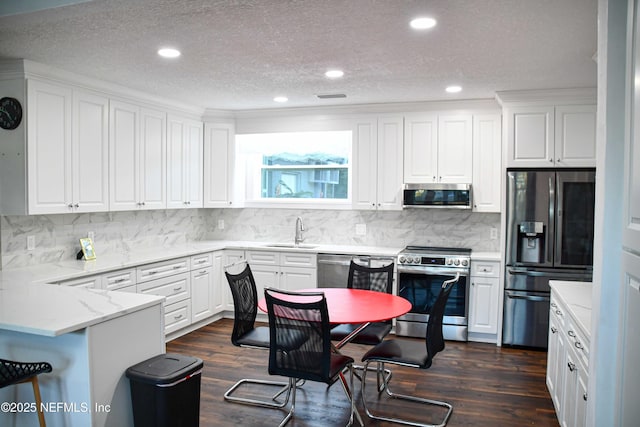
top-left (404, 113), bottom-right (473, 183)
top-left (26, 80), bottom-right (109, 214)
top-left (352, 116), bottom-right (404, 210)
top-left (167, 115), bottom-right (204, 209)
top-left (203, 121), bottom-right (235, 208)
top-left (109, 100), bottom-right (167, 211)
top-left (499, 89), bottom-right (596, 168)
top-left (472, 114), bottom-right (502, 212)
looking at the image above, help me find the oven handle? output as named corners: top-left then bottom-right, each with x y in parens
top-left (505, 290), bottom-right (550, 302)
top-left (397, 265), bottom-right (469, 275)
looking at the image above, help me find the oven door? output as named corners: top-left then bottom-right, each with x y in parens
top-left (396, 267), bottom-right (469, 326)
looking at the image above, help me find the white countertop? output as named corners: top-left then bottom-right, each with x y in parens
top-left (0, 283), bottom-right (164, 336)
top-left (549, 280), bottom-right (593, 339)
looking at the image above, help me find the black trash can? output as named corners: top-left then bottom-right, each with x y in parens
top-left (126, 353), bottom-right (203, 427)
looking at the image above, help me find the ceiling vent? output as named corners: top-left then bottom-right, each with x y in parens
top-left (316, 93), bottom-right (347, 99)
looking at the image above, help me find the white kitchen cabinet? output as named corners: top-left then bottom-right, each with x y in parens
top-left (204, 122), bottom-right (235, 208)
top-left (211, 251), bottom-right (226, 313)
top-left (167, 115), bottom-right (204, 209)
top-left (547, 288), bottom-right (590, 427)
top-left (26, 80), bottom-right (109, 214)
top-left (58, 274), bottom-right (101, 289)
top-left (468, 260), bottom-right (500, 339)
top-left (505, 104), bottom-right (596, 168)
top-left (472, 114), bottom-right (502, 212)
top-left (109, 100), bottom-right (166, 211)
top-left (404, 113), bottom-right (472, 183)
top-left (222, 250), bottom-right (246, 310)
top-left (352, 116), bottom-right (404, 210)
top-left (246, 250), bottom-right (317, 293)
top-left (190, 252), bottom-right (214, 322)
top-left (102, 268), bottom-right (137, 291)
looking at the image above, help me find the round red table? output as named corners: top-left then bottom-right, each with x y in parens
top-left (258, 288), bottom-right (411, 325)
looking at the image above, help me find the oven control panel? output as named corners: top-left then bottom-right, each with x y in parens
top-left (397, 254), bottom-right (469, 267)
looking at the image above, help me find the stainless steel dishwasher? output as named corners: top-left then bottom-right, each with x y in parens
top-left (317, 254), bottom-right (395, 287)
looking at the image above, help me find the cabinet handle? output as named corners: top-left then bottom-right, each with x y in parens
top-left (550, 327), bottom-right (557, 334)
top-left (549, 158), bottom-right (553, 163)
top-left (556, 309), bottom-right (563, 316)
top-left (199, 270), bottom-right (207, 274)
top-left (148, 271), bottom-right (157, 275)
top-left (74, 203), bottom-right (79, 208)
top-left (567, 361), bottom-right (576, 372)
top-left (583, 393), bottom-right (588, 401)
top-left (115, 278), bottom-right (126, 283)
top-left (141, 202), bottom-right (146, 206)
top-left (68, 203), bottom-right (73, 208)
top-left (575, 341), bottom-right (584, 350)
top-left (173, 286), bottom-right (183, 291)
top-left (568, 330), bottom-right (576, 338)
top-left (557, 159), bottom-right (561, 163)
top-left (173, 265), bottom-right (182, 270)
top-left (174, 314), bottom-right (183, 320)
top-left (550, 302), bottom-right (557, 308)
top-left (439, 176), bottom-right (442, 181)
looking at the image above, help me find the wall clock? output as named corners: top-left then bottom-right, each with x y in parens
top-left (0, 97), bottom-right (23, 130)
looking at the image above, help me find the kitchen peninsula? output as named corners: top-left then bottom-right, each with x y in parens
top-left (0, 277), bottom-right (165, 427)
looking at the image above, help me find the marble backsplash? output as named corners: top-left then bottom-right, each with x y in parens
top-left (1, 208), bottom-right (501, 269)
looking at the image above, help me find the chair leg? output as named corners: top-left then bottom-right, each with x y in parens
top-left (351, 363), bottom-right (392, 393)
top-left (29, 376), bottom-right (46, 427)
top-left (276, 377), bottom-right (297, 427)
top-left (361, 361), bottom-right (453, 427)
top-left (224, 377), bottom-right (292, 408)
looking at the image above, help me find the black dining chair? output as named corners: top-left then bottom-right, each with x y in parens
top-left (359, 274), bottom-right (459, 427)
top-left (330, 260), bottom-right (395, 345)
top-left (0, 358), bottom-right (52, 427)
top-left (224, 263), bottom-right (295, 408)
top-left (265, 287), bottom-right (357, 427)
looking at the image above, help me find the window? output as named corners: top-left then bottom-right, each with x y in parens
top-left (236, 131), bottom-right (352, 205)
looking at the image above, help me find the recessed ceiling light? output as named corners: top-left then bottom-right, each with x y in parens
top-left (273, 96), bottom-right (288, 103)
top-left (410, 17), bottom-right (437, 30)
top-left (325, 69), bottom-right (344, 79)
top-left (446, 85), bottom-right (462, 93)
top-left (157, 48), bottom-right (181, 58)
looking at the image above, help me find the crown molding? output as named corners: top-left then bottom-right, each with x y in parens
top-left (495, 87), bottom-right (597, 106)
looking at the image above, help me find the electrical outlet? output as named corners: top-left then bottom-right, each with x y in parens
top-left (217, 219), bottom-right (225, 230)
top-left (88, 231), bottom-right (95, 241)
top-left (490, 228), bottom-right (498, 240)
top-left (27, 235), bottom-right (35, 251)
top-left (355, 223), bottom-right (367, 236)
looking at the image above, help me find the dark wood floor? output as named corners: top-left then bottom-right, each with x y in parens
top-left (167, 319), bottom-right (559, 427)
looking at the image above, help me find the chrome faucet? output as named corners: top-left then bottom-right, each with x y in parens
top-left (294, 217), bottom-right (305, 246)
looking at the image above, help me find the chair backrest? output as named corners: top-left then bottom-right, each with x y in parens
top-left (425, 275), bottom-right (458, 363)
top-left (225, 263), bottom-right (259, 347)
top-left (264, 288), bottom-right (333, 384)
top-left (347, 261), bottom-right (394, 294)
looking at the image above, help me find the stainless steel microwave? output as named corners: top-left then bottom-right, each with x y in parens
top-left (403, 183), bottom-right (472, 209)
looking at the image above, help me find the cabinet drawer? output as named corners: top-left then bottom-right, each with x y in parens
top-left (281, 252), bottom-right (317, 268)
top-left (137, 257), bottom-right (190, 283)
top-left (567, 319), bottom-right (589, 368)
top-left (471, 261), bottom-right (500, 277)
top-left (59, 275), bottom-right (101, 289)
top-left (102, 268), bottom-right (137, 291)
top-left (190, 252), bottom-right (212, 268)
top-left (164, 300), bottom-right (191, 334)
top-left (246, 250), bottom-right (280, 265)
top-left (549, 297), bottom-right (566, 328)
top-left (138, 272), bottom-right (190, 306)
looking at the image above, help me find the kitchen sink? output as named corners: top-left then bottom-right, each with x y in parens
top-left (262, 243), bottom-right (319, 249)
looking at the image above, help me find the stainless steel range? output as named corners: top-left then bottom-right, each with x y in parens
top-left (395, 246), bottom-right (471, 341)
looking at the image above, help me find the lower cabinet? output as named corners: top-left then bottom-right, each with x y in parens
top-left (547, 291), bottom-right (589, 427)
top-left (468, 259), bottom-right (500, 342)
top-left (58, 274), bottom-right (102, 288)
top-left (246, 250), bottom-right (317, 295)
top-left (190, 253), bottom-right (214, 323)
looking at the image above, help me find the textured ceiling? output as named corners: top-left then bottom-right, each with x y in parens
top-left (0, 0), bottom-right (597, 111)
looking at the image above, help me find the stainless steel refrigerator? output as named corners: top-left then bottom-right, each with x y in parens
top-left (502, 169), bottom-right (595, 348)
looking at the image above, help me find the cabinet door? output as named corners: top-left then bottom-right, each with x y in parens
top-left (554, 105), bottom-right (596, 167)
top-left (472, 114), bottom-right (502, 212)
top-left (468, 276), bottom-right (499, 334)
top-left (109, 100), bottom-right (140, 211)
top-left (72, 90), bottom-right (109, 212)
top-left (185, 120), bottom-right (203, 207)
top-left (562, 348), bottom-right (579, 427)
top-left (404, 113), bottom-right (438, 183)
top-left (139, 108), bottom-right (166, 210)
top-left (212, 251), bottom-right (225, 313)
top-left (352, 118), bottom-right (378, 210)
top-left (437, 114), bottom-right (473, 183)
top-left (27, 79), bottom-right (73, 214)
top-left (376, 116), bottom-right (404, 210)
top-left (204, 122), bottom-right (234, 208)
top-left (547, 311), bottom-right (561, 412)
top-left (191, 266), bottom-right (214, 322)
top-left (166, 116), bottom-right (187, 209)
top-left (251, 264), bottom-right (280, 299)
top-left (280, 266), bottom-right (317, 291)
top-left (506, 106), bottom-right (555, 167)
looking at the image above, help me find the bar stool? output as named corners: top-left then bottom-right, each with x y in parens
top-left (0, 358), bottom-right (53, 427)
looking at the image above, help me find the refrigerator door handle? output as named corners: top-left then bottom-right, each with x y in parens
top-left (548, 174), bottom-right (556, 265)
top-left (505, 291), bottom-right (550, 302)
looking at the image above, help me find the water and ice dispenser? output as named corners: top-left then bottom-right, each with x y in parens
top-left (517, 221), bottom-right (545, 263)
